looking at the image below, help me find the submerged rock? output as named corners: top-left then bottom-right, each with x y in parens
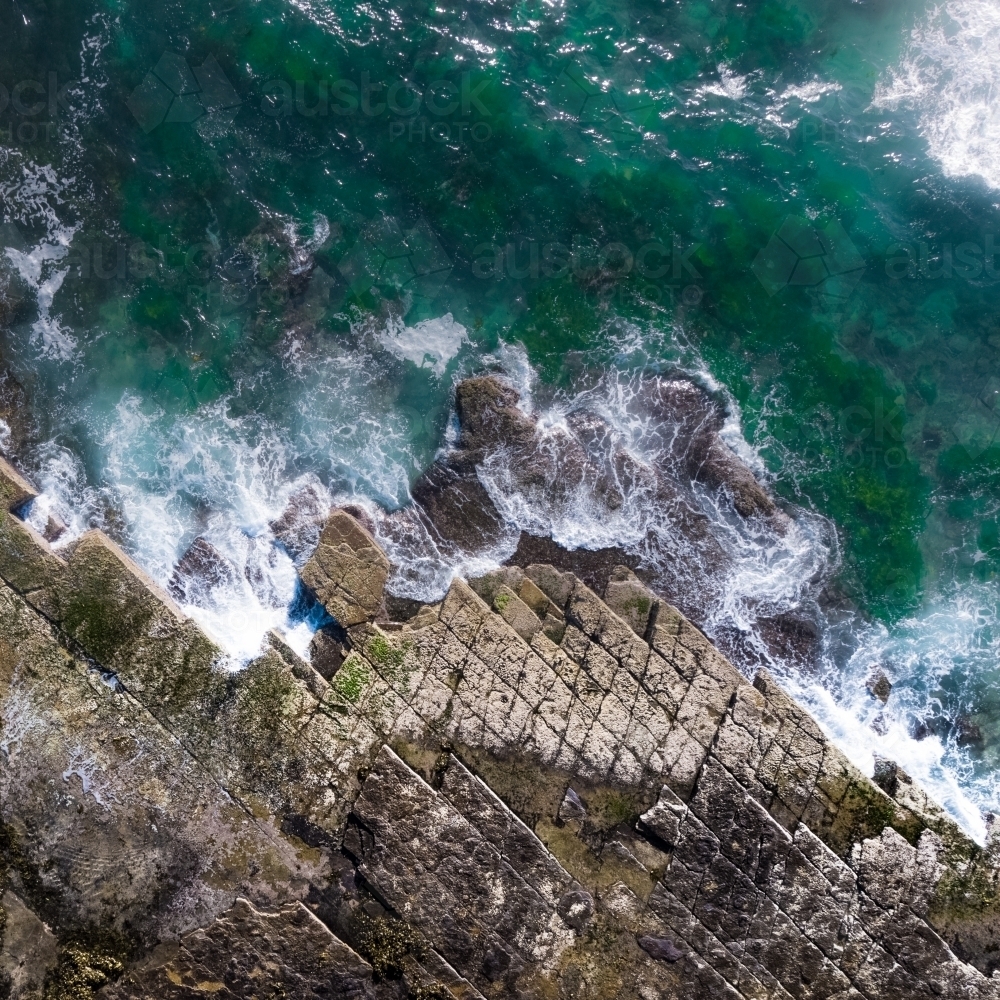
top-left (269, 480), bottom-right (330, 562)
top-left (640, 377), bottom-right (786, 525)
top-left (867, 668), bottom-right (893, 704)
top-left (390, 373), bottom-right (795, 653)
top-left (0, 361), bottom-right (31, 459)
top-left (506, 533), bottom-right (640, 599)
top-left (167, 536), bottom-right (239, 603)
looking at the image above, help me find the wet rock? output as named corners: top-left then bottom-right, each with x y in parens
top-left (640, 378), bottom-right (785, 526)
top-left (300, 510), bottom-right (389, 627)
top-left (867, 668), bottom-right (893, 704)
top-left (269, 480), bottom-right (330, 562)
top-left (637, 935), bottom-right (685, 963)
top-left (0, 361), bottom-right (31, 458)
top-left (43, 513), bottom-right (67, 543)
top-left (309, 621), bottom-right (350, 681)
top-left (409, 452), bottom-right (509, 555)
top-left (383, 592), bottom-right (427, 622)
top-left (956, 714), bottom-right (984, 748)
top-left (754, 609), bottom-right (822, 670)
top-left (167, 536), bottom-right (239, 603)
top-left (873, 756), bottom-right (900, 798)
top-left (508, 533), bottom-right (640, 598)
top-left (339, 502), bottom-right (377, 537)
top-left (454, 375), bottom-right (536, 453)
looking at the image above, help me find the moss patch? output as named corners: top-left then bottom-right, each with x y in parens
top-left (364, 633), bottom-right (413, 686)
top-left (334, 653), bottom-right (372, 704)
top-left (43, 942), bottom-right (125, 1000)
top-left (352, 912), bottom-right (425, 980)
top-left (408, 984), bottom-right (452, 1000)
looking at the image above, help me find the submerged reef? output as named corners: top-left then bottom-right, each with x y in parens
top-left (1, 442), bottom-right (1000, 999)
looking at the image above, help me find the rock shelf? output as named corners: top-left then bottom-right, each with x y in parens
top-left (1, 455), bottom-right (998, 999)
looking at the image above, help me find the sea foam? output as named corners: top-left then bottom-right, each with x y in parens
top-left (874, 0), bottom-right (1000, 191)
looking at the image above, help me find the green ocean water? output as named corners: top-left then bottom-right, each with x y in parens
top-left (2, 0), bottom-right (1000, 835)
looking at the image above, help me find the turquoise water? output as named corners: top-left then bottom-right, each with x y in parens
top-left (2, 0), bottom-right (1000, 837)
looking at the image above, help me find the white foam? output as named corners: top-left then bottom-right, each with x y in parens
top-left (696, 65), bottom-right (750, 100)
top-left (874, 0), bottom-right (1000, 189)
top-left (378, 313), bottom-right (469, 376)
top-left (0, 160), bottom-right (81, 360)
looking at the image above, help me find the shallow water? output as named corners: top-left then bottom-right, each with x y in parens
top-left (3, 0), bottom-right (1000, 839)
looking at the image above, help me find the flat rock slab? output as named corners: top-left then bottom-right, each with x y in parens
top-left (300, 510), bottom-right (390, 627)
top-left (102, 898), bottom-right (375, 1000)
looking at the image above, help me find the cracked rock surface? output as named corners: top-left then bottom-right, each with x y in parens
top-left (0, 454), bottom-right (999, 999)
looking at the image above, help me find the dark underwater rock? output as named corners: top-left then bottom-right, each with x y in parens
top-left (270, 480), bottom-right (330, 562)
top-left (167, 536), bottom-right (239, 602)
top-left (867, 668), bottom-right (893, 704)
top-left (0, 361), bottom-right (31, 459)
top-left (506, 533), bottom-right (640, 598)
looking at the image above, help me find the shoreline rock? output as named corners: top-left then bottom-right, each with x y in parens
top-left (2, 428), bottom-right (1000, 998)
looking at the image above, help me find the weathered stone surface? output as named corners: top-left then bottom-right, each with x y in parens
top-left (350, 747), bottom-right (577, 993)
top-left (0, 479), bottom-right (997, 999)
top-left (0, 891), bottom-right (58, 999)
top-left (57, 530), bottom-right (222, 708)
top-left (603, 565), bottom-right (657, 637)
top-left (103, 898), bottom-right (375, 1000)
top-left (301, 510), bottom-right (390, 627)
top-left (0, 456), bottom-right (36, 513)
top-left (167, 536), bottom-right (239, 603)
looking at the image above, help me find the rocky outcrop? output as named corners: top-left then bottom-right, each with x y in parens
top-left (1, 456), bottom-right (999, 999)
top-left (300, 510), bottom-right (390, 626)
top-left (374, 375), bottom-right (815, 673)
